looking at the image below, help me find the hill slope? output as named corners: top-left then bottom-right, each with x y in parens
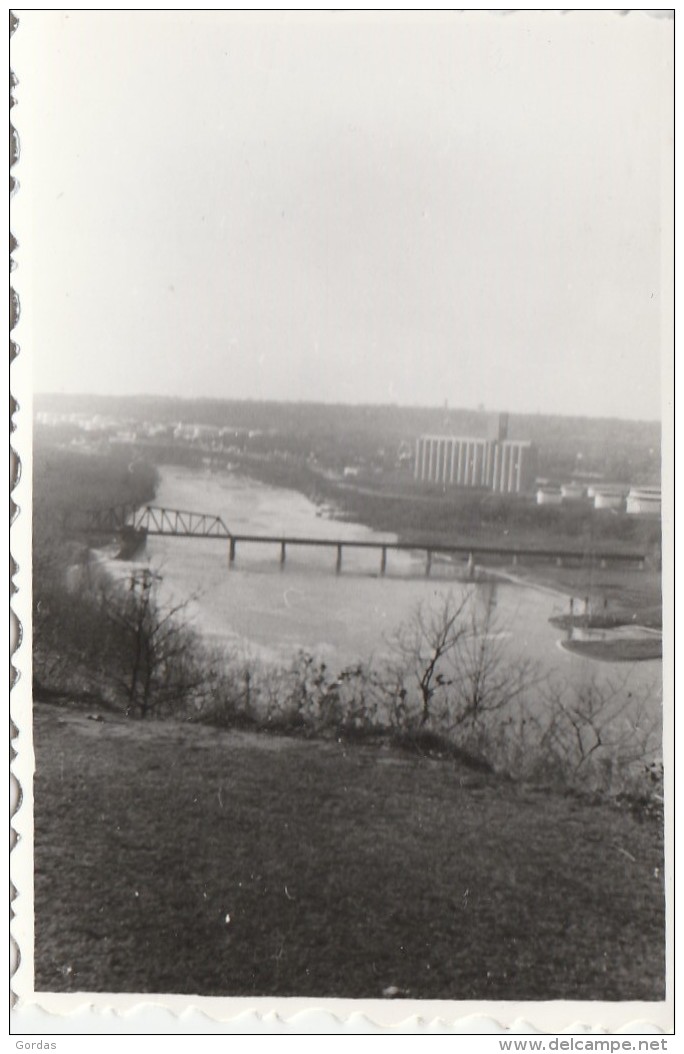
top-left (34, 704), bottom-right (665, 1000)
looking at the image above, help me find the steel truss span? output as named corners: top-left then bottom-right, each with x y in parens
top-left (78, 504), bottom-right (232, 538)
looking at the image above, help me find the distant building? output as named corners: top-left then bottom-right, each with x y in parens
top-left (414, 414), bottom-right (537, 494)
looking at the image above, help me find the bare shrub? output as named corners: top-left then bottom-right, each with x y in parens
top-left (449, 669), bottom-right (663, 800)
top-left (257, 651), bottom-right (379, 736)
top-left (33, 547), bottom-right (128, 706)
top-left (191, 647), bottom-right (258, 728)
top-left (373, 589), bottom-right (661, 798)
top-left (537, 673), bottom-right (662, 796)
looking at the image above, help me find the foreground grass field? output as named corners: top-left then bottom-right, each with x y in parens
top-left (33, 704), bottom-right (665, 1001)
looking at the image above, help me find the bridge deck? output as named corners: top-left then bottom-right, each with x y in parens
top-left (142, 531), bottom-right (644, 564)
top-left (77, 504), bottom-right (649, 566)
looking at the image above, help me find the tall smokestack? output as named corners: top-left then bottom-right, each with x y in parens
top-left (486, 412), bottom-right (509, 441)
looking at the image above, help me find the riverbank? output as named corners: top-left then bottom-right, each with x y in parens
top-left (550, 606), bottom-right (663, 663)
top-left (560, 637), bottom-right (662, 662)
top-left (511, 563), bottom-right (662, 628)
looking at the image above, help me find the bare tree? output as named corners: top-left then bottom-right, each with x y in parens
top-left (447, 588), bottom-right (540, 730)
top-left (382, 587), bottom-right (540, 744)
top-left (386, 590), bottom-right (472, 728)
top-left (102, 568), bottom-right (204, 718)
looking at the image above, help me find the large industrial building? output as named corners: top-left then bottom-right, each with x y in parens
top-left (414, 414), bottom-right (537, 494)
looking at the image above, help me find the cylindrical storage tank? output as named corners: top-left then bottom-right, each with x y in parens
top-left (626, 488), bottom-right (661, 516)
top-left (560, 482), bottom-right (586, 500)
top-left (594, 489), bottom-right (625, 511)
top-left (537, 487), bottom-right (563, 506)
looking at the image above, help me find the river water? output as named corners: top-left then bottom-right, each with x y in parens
top-left (122, 466), bottom-right (662, 717)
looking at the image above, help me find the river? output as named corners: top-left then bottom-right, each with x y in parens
top-left (112, 465), bottom-right (660, 716)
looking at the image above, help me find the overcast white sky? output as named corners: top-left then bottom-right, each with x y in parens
top-left (14, 11), bottom-right (671, 419)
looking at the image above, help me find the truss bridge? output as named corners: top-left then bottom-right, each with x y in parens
top-left (74, 502), bottom-right (649, 577)
top-left (78, 503), bottom-right (232, 539)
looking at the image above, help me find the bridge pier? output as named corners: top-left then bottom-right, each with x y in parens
top-left (380, 546), bottom-right (387, 576)
top-left (280, 542), bottom-right (286, 569)
top-left (229, 538), bottom-right (236, 567)
top-left (425, 550), bottom-right (432, 577)
top-left (336, 544), bottom-right (343, 574)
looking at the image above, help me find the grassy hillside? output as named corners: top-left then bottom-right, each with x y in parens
top-left (34, 704), bottom-right (665, 1001)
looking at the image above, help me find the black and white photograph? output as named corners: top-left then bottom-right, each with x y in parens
top-left (10, 9), bottom-right (672, 1033)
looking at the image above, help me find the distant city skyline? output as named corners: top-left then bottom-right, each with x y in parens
top-left (14, 11), bottom-right (671, 421)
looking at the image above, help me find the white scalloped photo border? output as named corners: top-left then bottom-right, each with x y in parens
top-left (9, 8), bottom-right (675, 1036)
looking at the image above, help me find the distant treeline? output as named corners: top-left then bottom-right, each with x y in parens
top-left (33, 443), bottom-right (158, 555)
top-left (36, 393), bottom-right (661, 484)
